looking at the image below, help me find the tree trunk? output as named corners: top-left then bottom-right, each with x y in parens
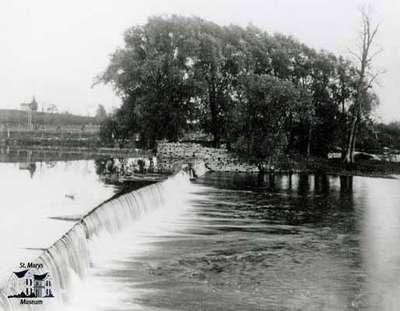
top-left (344, 115), bottom-right (357, 163)
top-left (344, 9), bottom-right (380, 163)
top-left (351, 120), bottom-right (359, 158)
top-left (340, 99), bottom-right (347, 160)
top-left (208, 77), bottom-right (220, 148)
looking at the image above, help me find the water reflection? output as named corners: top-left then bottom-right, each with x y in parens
top-left (0, 146), bottom-right (91, 163)
top-left (0, 157), bottom-right (154, 285)
top-left (2, 158), bottom-right (398, 311)
top-left (212, 172), bottom-right (353, 195)
top-left (18, 162), bottom-right (36, 178)
top-left (314, 174), bottom-right (330, 194)
top-left (297, 173), bottom-right (311, 194)
top-left (360, 177), bottom-right (400, 310)
top-left (106, 172), bottom-right (399, 311)
top-left (340, 175), bottom-right (353, 193)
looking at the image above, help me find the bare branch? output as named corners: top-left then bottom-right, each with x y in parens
top-left (367, 47), bottom-right (384, 63)
top-left (344, 5), bottom-right (383, 163)
top-left (365, 72), bottom-right (380, 89)
top-left (367, 68), bottom-right (386, 88)
top-left (348, 49), bottom-right (362, 63)
top-left (370, 24), bottom-right (380, 43)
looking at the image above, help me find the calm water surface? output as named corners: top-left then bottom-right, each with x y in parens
top-left (0, 158), bottom-right (144, 286)
top-left (69, 172), bottom-right (400, 311)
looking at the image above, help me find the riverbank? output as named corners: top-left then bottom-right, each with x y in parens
top-left (3, 141), bottom-right (400, 178)
top-left (218, 156), bottom-right (400, 178)
top-left (156, 142), bottom-right (400, 178)
top-left (0, 145), bottom-right (152, 163)
top-left (298, 158), bottom-right (400, 178)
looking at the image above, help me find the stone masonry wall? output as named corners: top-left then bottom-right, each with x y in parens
top-left (156, 142), bottom-right (258, 173)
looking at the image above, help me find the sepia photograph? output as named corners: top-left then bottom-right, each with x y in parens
top-left (0, 0), bottom-right (399, 310)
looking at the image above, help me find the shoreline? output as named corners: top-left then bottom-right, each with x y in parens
top-left (2, 143), bottom-right (400, 179)
top-left (201, 158), bottom-right (400, 179)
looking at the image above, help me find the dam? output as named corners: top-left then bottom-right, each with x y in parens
top-left (0, 156), bottom-right (194, 310)
top-left (1, 158), bottom-right (400, 310)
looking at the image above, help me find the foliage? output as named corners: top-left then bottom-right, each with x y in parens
top-left (95, 105), bottom-right (107, 121)
top-left (98, 15), bottom-right (380, 163)
top-left (232, 73), bottom-right (300, 162)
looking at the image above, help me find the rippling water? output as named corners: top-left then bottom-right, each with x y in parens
top-left (2, 164), bottom-right (400, 311)
top-left (54, 172), bottom-right (400, 311)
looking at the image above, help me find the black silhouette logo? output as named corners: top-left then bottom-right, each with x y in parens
top-left (7, 269), bottom-right (54, 299)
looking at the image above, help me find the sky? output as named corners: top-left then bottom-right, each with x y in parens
top-left (0, 0), bottom-right (399, 121)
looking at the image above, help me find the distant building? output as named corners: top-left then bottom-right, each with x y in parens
top-left (18, 96), bottom-right (38, 130)
top-left (20, 96), bottom-right (38, 112)
top-left (0, 107), bottom-right (99, 137)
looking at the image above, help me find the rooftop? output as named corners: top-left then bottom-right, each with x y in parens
top-left (13, 269), bottom-right (29, 278)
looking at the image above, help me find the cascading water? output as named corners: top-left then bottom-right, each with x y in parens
top-left (0, 171), bottom-right (190, 311)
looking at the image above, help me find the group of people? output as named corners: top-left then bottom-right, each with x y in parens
top-left (96, 156), bottom-right (158, 176)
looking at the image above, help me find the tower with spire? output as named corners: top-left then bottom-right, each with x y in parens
top-left (19, 96), bottom-right (38, 130)
top-left (30, 96), bottom-right (38, 111)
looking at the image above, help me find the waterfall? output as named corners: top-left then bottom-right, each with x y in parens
top-left (1, 171), bottom-right (190, 310)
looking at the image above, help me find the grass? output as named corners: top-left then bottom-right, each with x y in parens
top-left (0, 109), bottom-right (98, 126)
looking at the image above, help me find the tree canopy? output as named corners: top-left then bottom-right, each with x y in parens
top-left (98, 15), bottom-right (379, 162)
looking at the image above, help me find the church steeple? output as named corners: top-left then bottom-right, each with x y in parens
top-left (30, 96), bottom-right (38, 111)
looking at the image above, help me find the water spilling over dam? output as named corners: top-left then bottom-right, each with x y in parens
top-left (0, 168), bottom-right (190, 311)
top-left (2, 167), bottom-right (400, 310)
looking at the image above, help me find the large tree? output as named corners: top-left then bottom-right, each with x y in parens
top-left (98, 16), bottom-right (199, 147)
top-left (98, 15), bottom-right (367, 163)
top-left (344, 9), bottom-right (381, 163)
top-left (232, 73), bottom-right (300, 163)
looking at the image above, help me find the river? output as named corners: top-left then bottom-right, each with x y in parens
top-left (0, 157), bottom-right (153, 289)
top-left (54, 172), bottom-right (400, 310)
top-left (1, 159), bottom-right (400, 310)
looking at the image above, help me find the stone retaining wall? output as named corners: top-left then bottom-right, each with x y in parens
top-left (156, 142), bottom-right (258, 173)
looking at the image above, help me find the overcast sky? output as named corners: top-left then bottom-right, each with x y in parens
top-left (0, 0), bottom-right (399, 121)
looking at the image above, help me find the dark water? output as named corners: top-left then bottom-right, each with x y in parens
top-left (78, 172), bottom-right (400, 311)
